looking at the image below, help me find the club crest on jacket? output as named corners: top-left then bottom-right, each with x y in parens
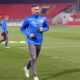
top-left (40, 19), bottom-right (44, 23)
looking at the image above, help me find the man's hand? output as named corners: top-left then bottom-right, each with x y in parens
top-left (40, 26), bottom-right (43, 32)
top-left (30, 33), bottom-right (34, 38)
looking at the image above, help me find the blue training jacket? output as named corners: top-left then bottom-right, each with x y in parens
top-left (20, 14), bottom-right (49, 45)
top-left (1, 20), bottom-right (7, 34)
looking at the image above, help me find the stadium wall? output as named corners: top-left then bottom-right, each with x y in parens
top-left (0, 0), bottom-right (76, 4)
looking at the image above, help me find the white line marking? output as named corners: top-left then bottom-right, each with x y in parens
top-left (42, 46), bottom-right (80, 48)
top-left (2, 41), bottom-right (26, 44)
top-left (19, 41), bottom-right (26, 43)
top-left (52, 56), bottom-right (80, 63)
top-left (9, 41), bottom-right (18, 43)
top-left (1, 41), bottom-right (80, 48)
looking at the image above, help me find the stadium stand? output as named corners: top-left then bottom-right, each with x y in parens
top-left (42, 3), bottom-right (75, 18)
top-left (65, 14), bottom-right (80, 25)
top-left (71, 14), bottom-right (80, 17)
top-left (0, 4), bottom-right (32, 18)
top-left (66, 21), bottom-right (80, 25)
top-left (0, 3), bottom-right (75, 19)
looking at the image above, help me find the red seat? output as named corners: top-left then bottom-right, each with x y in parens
top-left (0, 3), bottom-right (75, 18)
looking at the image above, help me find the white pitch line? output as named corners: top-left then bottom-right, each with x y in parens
top-left (1, 41), bottom-right (80, 48)
top-left (52, 56), bottom-right (80, 63)
top-left (1, 40), bottom-right (28, 44)
top-left (18, 46), bottom-right (80, 49)
top-left (42, 46), bottom-right (80, 48)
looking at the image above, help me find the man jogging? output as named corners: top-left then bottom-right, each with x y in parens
top-left (20, 4), bottom-right (49, 80)
top-left (0, 16), bottom-right (10, 48)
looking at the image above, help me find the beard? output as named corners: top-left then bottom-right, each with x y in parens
top-left (35, 12), bottom-right (39, 16)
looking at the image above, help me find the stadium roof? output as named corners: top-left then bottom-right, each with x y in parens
top-left (0, 0), bottom-right (76, 4)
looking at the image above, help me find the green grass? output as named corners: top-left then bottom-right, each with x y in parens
top-left (0, 26), bottom-right (80, 80)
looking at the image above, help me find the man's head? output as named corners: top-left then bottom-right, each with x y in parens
top-left (32, 4), bottom-right (40, 16)
top-left (4, 16), bottom-right (9, 21)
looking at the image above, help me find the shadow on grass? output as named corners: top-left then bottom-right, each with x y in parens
top-left (41, 69), bottom-right (80, 80)
top-left (0, 76), bottom-right (32, 80)
top-left (0, 76), bottom-right (33, 80)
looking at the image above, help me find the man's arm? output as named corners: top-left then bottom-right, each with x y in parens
top-left (2, 20), bottom-right (7, 33)
top-left (43, 18), bottom-right (49, 32)
top-left (20, 18), bottom-right (30, 36)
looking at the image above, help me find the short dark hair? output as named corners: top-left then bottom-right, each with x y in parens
top-left (32, 4), bottom-right (39, 8)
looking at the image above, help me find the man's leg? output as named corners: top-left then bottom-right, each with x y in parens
top-left (0, 39), bottom-right (5, 43)
top-left (27, 59), bottom-right (31, 69)
top-left (0, 35), bottom-right (5, 43)
top-left (36, 45), bottom-right (41, 58)
top-left (28, 43), bottom-right (37, 77)
top-left (27, 45), bottom-right (41, 69)
top-left (0, 33), bottom-right (8, 46)
top-left (5, 34), bottom-right (8, 47)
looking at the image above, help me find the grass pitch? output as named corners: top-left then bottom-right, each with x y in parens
top-left (0, 26), bottom-right (80, 80)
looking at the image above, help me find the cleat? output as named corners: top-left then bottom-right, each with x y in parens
top-left (5, 46), bottom-right (11, 48)
top-left (34, 76), bottom-right (39, 80)
top-left (24, 67), bottom-right (29, 78)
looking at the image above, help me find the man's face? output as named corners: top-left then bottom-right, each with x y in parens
top-left (32, 6), bottom-right (40, 16)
